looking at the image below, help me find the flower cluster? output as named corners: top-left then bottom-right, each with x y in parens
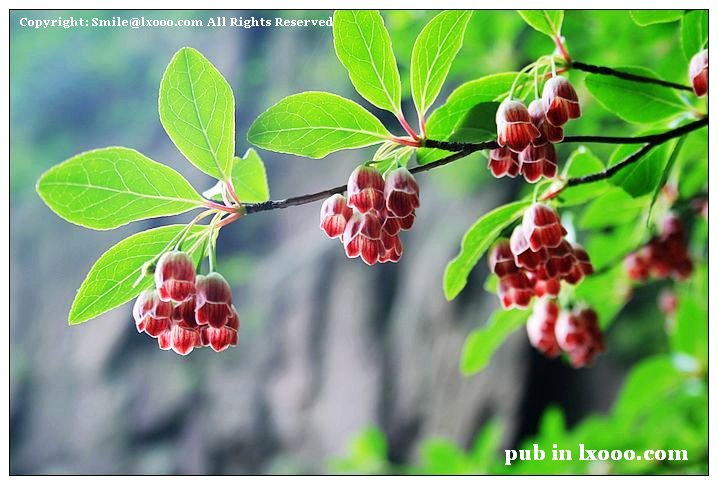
top-left (689, 49), bottom-right (708, 97)
top-left (527, 299), bottom-right (605, 368)
top-left (624, 214), bottom-right (693, 282)
top-left (488, 204), bottom-right (594, 309)
top-left (491, 76), bottom-right (581, 182)
top-left (319, 165), bottom-right (420, 265)
top-left (133, 251), bottom-right (239, 355)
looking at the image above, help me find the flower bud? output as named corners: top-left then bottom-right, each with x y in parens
top-left (133, 289), bottom-right (173, 337)
top-left (195, 272), bottom-right (233, 328)
top-left (155, 251), bottom-right (196, 303)
top-left (384, 167), bottom-right (420, 218)
top-left (542, 76), bottom-right (581, 126)
top-left (320, 194), bottom-right (354, 240)
top-left (347, 165), bottom-right (385, 213)
top-left (487, 147), bottom-right (521, 178)
top-left (689, 49), bottom-right (708, 97)
top-left (496, 99), bottom-right (540, 153)
top-left (528, 99), bottom-right (564, 145)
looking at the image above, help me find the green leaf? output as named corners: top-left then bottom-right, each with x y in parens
top-left (247, 92), bottom-right (390, 158)
top-left (580, 188), bottom-right (650, 230)
top-left (231, 149), bottom-right (270, 203)
top-left (681, 10), bottom-right (708, 60)
top-left (333, 10), bottom-right (402, 114)
top-left (672, 265), bottom-right (708, 365)
top-left (461, 309), bottom-right (530, 376)
top-left (159, 47), bottom-right (235, 180)
top-left (444, 200), bottom-right (531, 300)
top-left (647, 136), bottom-right (685, 222)
top-left (450, 102), bottom-right (499, 143)
top-left (410, 10), bottom-right (473, 117)
top-left (584, 67), bottom-right (687, 124)
top-left (608, 141), bottom-right (671, 197)
top-left (614, 356), bottom-right (682, 422)
top-left (574, 265), bottom-right (630, 328)
top-left (418, 72), bottom-right (524, 164)
top-left (555, 147), bottom-right (609, 207)
top-left (36, 147), bottom-right (203, 230)
top-left (517, 10), bottom-right (564, 38)
top-left (629, 10), bottom-right (683, 26)
top-left (68, 225), bottom-right (207, 324)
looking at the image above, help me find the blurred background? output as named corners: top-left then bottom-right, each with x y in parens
top-left (10, 10), bottom-right (707, 475)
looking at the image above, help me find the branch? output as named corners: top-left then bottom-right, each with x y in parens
top-left (244, 148), bottom-right (482, 214)
top-left (423, 118), bottom-right (707, 152)
top-left (565, 143), bottom-right (655, 187)
top-left (244, 118), bottom-right (706, 214)
top-left (570, 60), bottom-right (693, 92)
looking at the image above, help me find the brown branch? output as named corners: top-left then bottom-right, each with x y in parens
top-left (570, 60), bottom-right (693, 92)
top-left (244, 118), bottom-right (707, 214)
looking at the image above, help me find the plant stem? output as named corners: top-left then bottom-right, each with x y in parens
top-left (423, 118), bottom-right (707, 152)
top-left (570, 61), bottom-right (693, 92)
top-left (243, 118), bottom-right (706, 215)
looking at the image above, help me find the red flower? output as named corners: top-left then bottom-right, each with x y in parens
top-left (624, 252), bottom-right (650, 281)
top-left (498, 273), bottom-right (534, 309)
top-left (496, 99), bottom-right (540, 153)
top-left (528, 99), bottom-right (564, 145)
top-left (200, 303), bottom-right (240, 351)
top-left (195, 272), bottom-right (233, 328)
top-left (522, 203), bottom-right (566, 251)
top-left (532, 276), bottom-right (561, 298)
top-left (170, 325), bottom-right (201, 356)
top-left (347, 165), bottom-right (385, 213)
top-left (133, 289), bottom-right (173, 337)
top-left (488, 239), bottom-right (519, 277)
top-left (487, 147), bottom-right (521, 178)
top-left (154, 251), bottom-right (196, 303)
top-left (519, 143), bottom-right (558, 183)
top-left (510, 225), bottom-right (548, 271)
top-left (157, 331), bottom-right (172, 351)
top-left (542, 76), bottom-right (581, 126)
top-left (689, 49), bottom-right (708, 97)
top-left (379, 232), bottom-right (403, 263)
top-left (384, 167), bottom-right (420, 218)
top-left (543, 240), bottom-right (576, 278)
top-left (526, 298), bottom-right (560, 357)
top-left (554, 310), bottom-right (586, 354)
top-left (343, 212), bottom-right (384, 265)
top-left (566, 308), bottom-right (604, 368)
top-left (173, 297), bottom-right (198, 329)
top-left (320, 194), bottom-right (354, 240)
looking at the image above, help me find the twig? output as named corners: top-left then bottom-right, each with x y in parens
top-left (244, 119), bottom-right (707, 214)
top-left (570, 61), bottom-right (693, 92)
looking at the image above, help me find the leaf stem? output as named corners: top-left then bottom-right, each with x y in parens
top-left (397, 115), bottom-right (421, 141)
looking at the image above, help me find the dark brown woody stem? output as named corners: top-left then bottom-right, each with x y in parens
top-left (243, 118), bottom-right (706, 214)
